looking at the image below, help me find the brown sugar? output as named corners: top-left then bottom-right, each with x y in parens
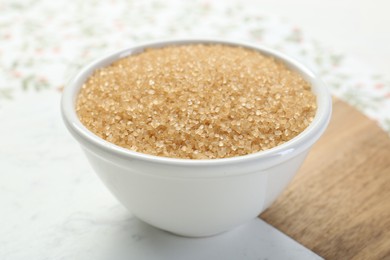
top-left (76, 44), bottom-right (316, 159)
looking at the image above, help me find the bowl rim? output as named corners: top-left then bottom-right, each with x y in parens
top-left (61, 38), bottom-right (332, 167)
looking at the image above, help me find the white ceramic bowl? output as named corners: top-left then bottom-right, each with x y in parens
top-left (61, 39), bottom-right (332, 237)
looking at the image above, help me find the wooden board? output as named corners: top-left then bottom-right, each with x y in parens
top-left (260, 99), bottom-right (390, 260)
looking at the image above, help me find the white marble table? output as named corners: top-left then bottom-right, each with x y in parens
top-left (0, 92), bottom-right (322, 260)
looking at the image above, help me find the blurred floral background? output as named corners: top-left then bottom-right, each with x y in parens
top-left (1, 0), bottom-right (389, 133)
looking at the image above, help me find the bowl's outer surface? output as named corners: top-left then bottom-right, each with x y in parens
top-left (84, 148), bottom-right (309, 236)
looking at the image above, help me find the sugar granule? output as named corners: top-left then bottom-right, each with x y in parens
top-left (76, 44), bottom-right (317, 159)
